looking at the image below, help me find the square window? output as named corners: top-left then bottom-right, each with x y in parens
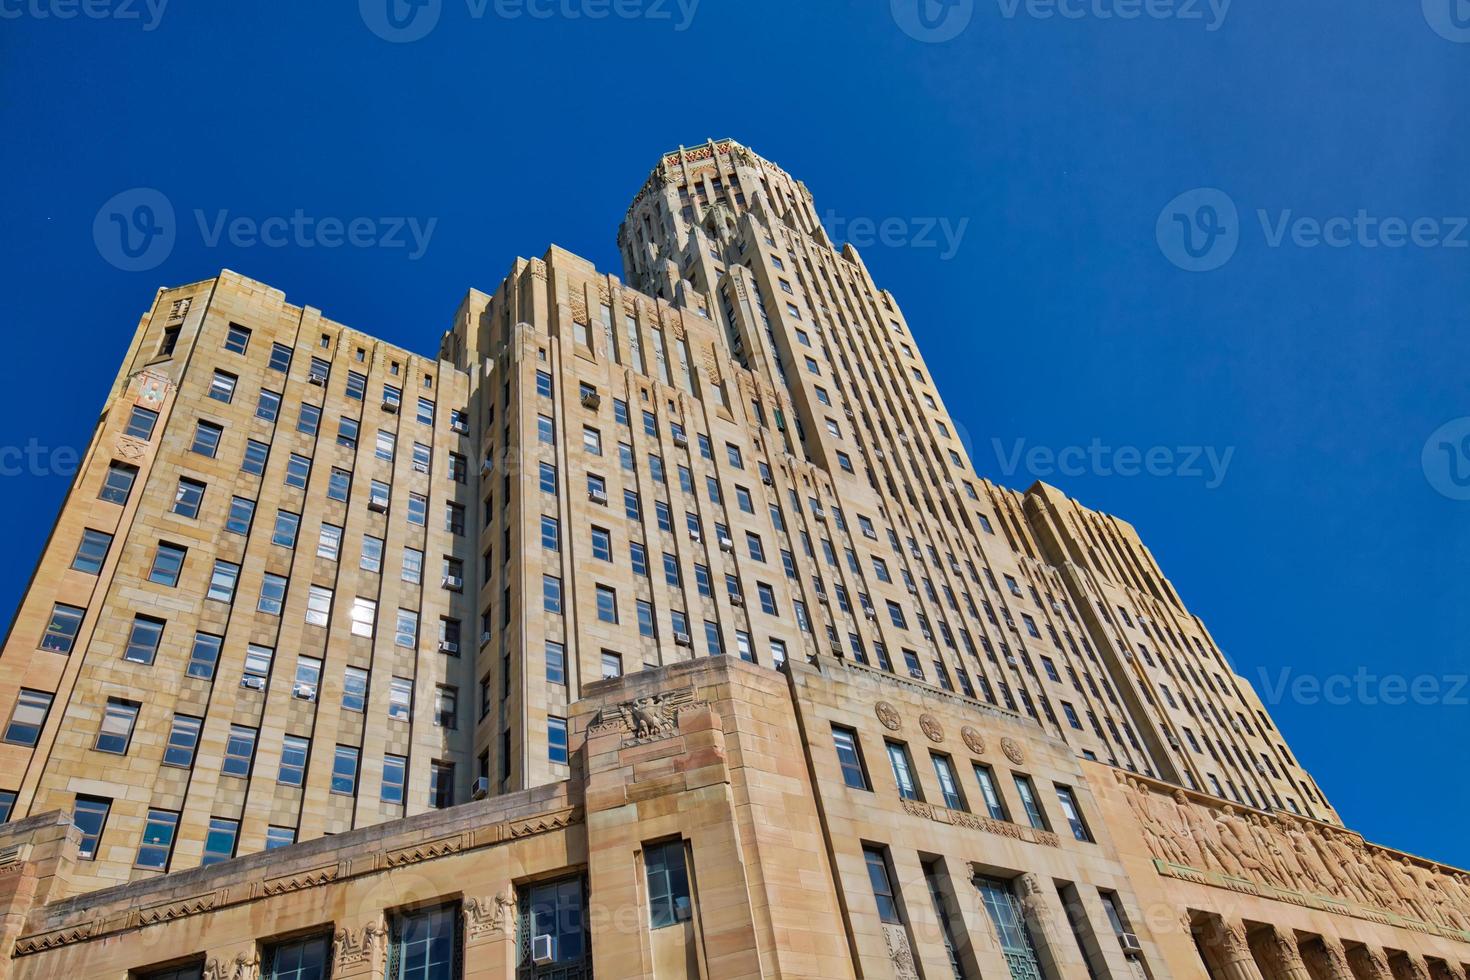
top-left (125, 406), bottom-right (159, 440)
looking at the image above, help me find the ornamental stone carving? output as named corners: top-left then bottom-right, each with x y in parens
top-left (333, 921), bottom-right (387, 971)
top-left (589, 688), bottom-right (700, 741)
top-left (1000, 737), bottom-right (1024, 765)
top-left (882, 922), bottom-right (920, 980)
top-left (960, 726), bottom-right (986, 755)
top-left (918, 714), bottom-right (944, 742)
top-left (875, 701), bottom-right (901, 731)
top-left (464, 887), bottom-right (516, 940)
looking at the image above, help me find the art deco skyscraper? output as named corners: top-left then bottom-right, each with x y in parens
top-left (0, 140), bottom-right (1330, 894)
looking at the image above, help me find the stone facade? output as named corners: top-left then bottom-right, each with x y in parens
top-left (0, 139), bottom-right (1463, 977)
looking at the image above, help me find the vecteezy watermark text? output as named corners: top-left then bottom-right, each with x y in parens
top-left (821, 211), bottom-right (970, 260)
top-left (360, 0), bottom-right (699, 42)
top-left (1422, 417), bottom-right (1470, 501)
top-left (0, 0), bottom-right (167, 29)
top-left (890, 0), bottom-right (1227, 43)
top-left (992, 437), bottom-right (1234, 488)
top-left (94, 188), bottom-right (438, 271)
top-left (1257, 666), bottom-right (1470, 707)
top-left (1158, 188), bottom-right (1470, 272)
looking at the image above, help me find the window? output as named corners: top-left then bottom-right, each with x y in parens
top-left (389, 677), bottom-right (413, 721)
top-left (543, 575), bottom-right (563, 614)
top-left (307, 586), bottom-right (335, 627)
top-left (407, 493), bottom-right (427, 525)
top-left (401, 547), bottom-right (423, 584)
top-left (263, 933), bottom-right (332, 980)
top-left (335, 416), bottom-right (358, 449)
top-left (73, 796), bottom-right (110, 860)
top-left (95, 698), bottom-right (139, 754)
top-left (539, 461), bottom-right (558, 493)
top-left (886, 741), bottom-right (921, 801)
top-left (72, 528), bottom-right (113, 574)
top-left (596, 585), bottom-right (618, 623)
top-left (278, 735), bottom-right (309, 786)
top-left (757, 582), bottom-right (777, 615)
top-left (272, 509), bottom-right (301, 548)
top-left (256, 388), bottom-right (282, 422)
top-left (662, 552), bottom-right (681, 587)
top-left (125, 405), bottom-right (159, 440)
top-left (522, 877), bottom-right (587, 969)
top-left (601, 651), bottom-right (623, 678)
top-left (545, 640), bottom-right (566, 685)
top-left (331, 745), bottom-right (359, 794)
top-left (1013, 775), bottom-right (1049, 830)
top-left (201, 816), bottom-right (239, 866)
top-left (40, 603), bottom-right (85, 654)
top-left (135, 808), bottom-right (179, 870)
top-left (344, 370), bottom-right (367, 401)
top-left (591, 526), bottom-right (612, 561)
top-left (382, 753), bottom-right (407, 804)
top-left (222, 725), bottom-right (258, 777)
top-left (548, 715), bottom-right (569, 764)
top-left (187, 632), bottom-right (222, 679)
top-left (207, 559), bottom-right (241, 602)
top-left (285, 453), bottom-right (311, 488)
top-left (267, 341), bottom-right (293, 372)
top-left (343, 666), bottom-right (369, 712)
top-left (297, 403), bottom-right (321, 435)
top-left (224, 322), bottom-right (251, 353)
top-left (541, 515), bottom-right (560, 551)
top-left (163, 714), bottom-right (202, 767)
top-left (431, 761), bottom-right (454, 808)
top-left (583, 426), bottom-right (602, 456)
top-left (99, 461), bottom-right (137, 504)
top-left (932, 754), bottom-right (965, 810)
top-left (746, 532), bottom-right (766, 562)
top-left (1056, 785), bottom-right (1093, 842)
top-left (434, 686), bottom-right (458, 729)
top-left (411, 442), bottom-right (431, 472)
top-left (390, 903), bottom-right (462, 980)
top-left (244, 644), bottom-right (273, 683)
top-left (630, 542), bottom-right (648, 576)
top-left (832, 726), bottom-right (870, 790)
top-left (145, 541), bottom-right (186, 585)
top-left (645, 840), bottom-right (692, 928)
top-left (222, 496), bottom-right (256, 535)
top-left (242, 438), bottom-right (269, 474)
top-left (292, 656), bottom-right (322, 700)
top-left (266, 826), bottom-right (296, 850)
top-left (864, 847), bottom-right (902, 924)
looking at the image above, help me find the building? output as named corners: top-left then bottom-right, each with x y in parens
top-left (0, 140), bottom-right (1463, 979)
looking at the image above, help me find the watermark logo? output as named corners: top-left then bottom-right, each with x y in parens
top-left (1423, 0), bottom-right (1470, 42)
top-left (1422, 417), bottom-right (1470, 500)
top-left (94, 187), bottom-right (176, 272)
top-left (891, 0), bottom-right (974, 42)
top-left (360, 0), bottom-right (442, 42)
top-left (0, 0), bottom-right (168, 30)
top-left (1258, 666), bottom-right (1470, 707)
top-left (1157, 188), bottom-right (1238, 273)
top-left (821, 211), bottom-right (970, 260)
top-left (361, 0), bottom-right (699, 41)
top-left (995, 0), bottom-right (1230, 31)
top-left (992, 437), bottom-right (1235, 488)
top-left (94, 190), bottom-right (439, 270)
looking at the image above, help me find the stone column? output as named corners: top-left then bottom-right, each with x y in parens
top-left (462, 888), bottom-right (517, 980)
top-left (1348, 944), bottom-right (1394, 980)
top-left (1305, 936), bottom-right (1355, 980)
top-left (1212, 918), bottom-right (1268, 980)
top-left (1014, 873), bottom-right (1090, 980)
top-left (1396, 954), bottom-right (1434, 980)
top-left (1259, 927), bottom-right (1312, 980)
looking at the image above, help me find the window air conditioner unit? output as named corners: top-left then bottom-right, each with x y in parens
top-left (1255, 762), bottom-right (1268, 776)
top-left (580, 391), bottom-right (601, 410)
top-left (480, 458), bottom-right (494, 474)
top-left (451, 419), bottom-right (468, 434)
top-left (674, 896), bottom-right (692, 921)
top-left (588, 487), bottom-right (608, 505)
top-left (689, 529), bottom-right (702, 542)
top-left (480, 630), bottom-right (493, 646)
top-left (672, 432), bottom-right (688, 447)
top-left (413, 462), bottom-right (429, 474)
top-left (730, 593), bottom-right (745, 607)
top-left (816, 593), bottom-right (829, 605)
top-left (442, 575), bottom-right (464, 592)
top-left (532, 935), bottom-right (555, 965)
top-left (368, 498), bottom-right (388, 513)
top-left (439, 640), bottom-right (459, 655)
top-left (673, 632), bottom-right (693, 647)
top-left (1119, 933), bottom-right (1143, 955)
top-left (292, 682), bottom-right (316, 700)
top-left (382, 399), bottom-right (399, 413)
top-left (1051, 602), bottom-right (1063, 613)
top-left (472, 776), bottom-right (490, 800)
top-left (308, 372), bottom-right (327, 387)
top-left (717, 536), bottom-right (734, 552)
top-left (241, 675), bottom-right (266, 691)
top-left (761, 474), bottom-right (773, 486)
top-left (906, 584), bottom-right (918, 595)
top-left (1166, 733), bottom-right (1181, 749)
top-left (864, 607), bottom-right (877, 620)
top-left (831, 640), bottom-right (844, 656)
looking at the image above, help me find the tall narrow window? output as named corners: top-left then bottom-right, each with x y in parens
top-left (388, 902), bottom-right (462, 980)
top-left (124, 615), bottom-right (164, 664)
top-left (73, 796), bottom-right (110, 860)
top-left (522, 878), bottom-right (587, 971)
top-left (973, 765), bottom-right (1008, 821)
top-left (39, 603), bottom-right (85, 654)
top-left (1013, 775), bottom-right (1049, 831)
top-left (931, 754), bottom-right (965, 810)
top-left (95, 699), bottom-right (140, 754)
top-left (644, 840), bottom-right (692, 928)
top-left (863, 846), bottom-right (902, 924)
top-left (135, 808), bottom-right (179, 871)
top-left (4, 689), bottom-right (52, 746)
top-left (886, 741), bottom-right (921, 801)
top-left (832, 725), bottom-right (871, 790)
top-left (1055, 785), bottom-right (1093, 842)
top-left (201, 816), bottom-right (239, 866)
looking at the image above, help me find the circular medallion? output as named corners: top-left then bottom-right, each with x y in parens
top-left (961, 726), bottom-right (986, 755)
top-left (1001, 737), bottom-right (1025, 765)
top-left (919, 714), bottom-right (944, 742)
top-left (875, 701), bottom-right (902, 731)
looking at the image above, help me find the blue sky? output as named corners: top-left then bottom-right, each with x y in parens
top-left (2, 1), bottom-right (1467, 864)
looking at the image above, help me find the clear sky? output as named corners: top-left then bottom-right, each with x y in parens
top-left (2, 1), bottom-right (1467, 865)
